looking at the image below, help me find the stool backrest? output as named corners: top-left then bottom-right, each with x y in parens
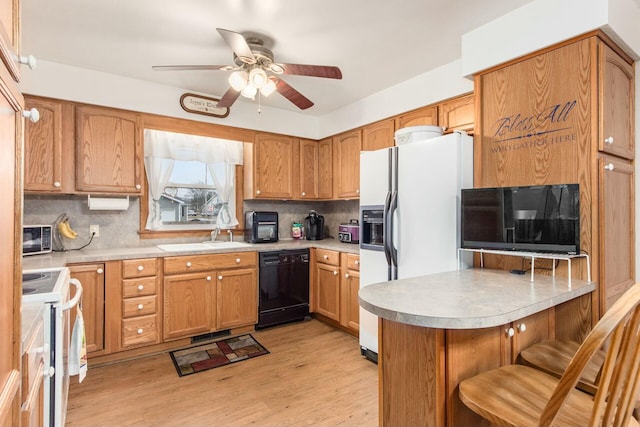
top-left (540, 284), bottom-right (640, 427)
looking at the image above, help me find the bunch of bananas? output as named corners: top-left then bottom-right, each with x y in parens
top-left (58, 217), bottom-right (78, 240)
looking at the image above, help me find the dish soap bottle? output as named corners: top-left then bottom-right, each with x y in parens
top-left (291, 221), bottom-right (304, 239)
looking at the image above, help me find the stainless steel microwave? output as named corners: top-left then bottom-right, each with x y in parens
top-left (245, 211), bottom-right (278, 243)
top-left (23, 225), bottom-right (53, 256)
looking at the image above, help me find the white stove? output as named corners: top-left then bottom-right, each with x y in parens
top-left (22, 268), bottom-right (65, 301)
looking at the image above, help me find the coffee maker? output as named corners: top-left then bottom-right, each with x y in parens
top-left (304, 210), bottom-right (325, 240)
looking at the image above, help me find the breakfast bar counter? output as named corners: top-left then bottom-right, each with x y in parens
top-left (359, 268), bottom-right (595, 427)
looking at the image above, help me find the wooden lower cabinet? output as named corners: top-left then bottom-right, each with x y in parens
top-left (20, 316), bottom-right (45, 427)
top-left (68, 263), bottom-right (106, 355)
top-left (163, 271), bottom-right (215, 340)
top-left (340, 253), bottom-right (360, 333)
top-left (314, 262), bottom-right (341, 321)
top-left (217, 268), bottom-right (258, 329)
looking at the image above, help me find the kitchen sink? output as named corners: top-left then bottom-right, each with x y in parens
top-left (156, 241), bottom-right (251, 252)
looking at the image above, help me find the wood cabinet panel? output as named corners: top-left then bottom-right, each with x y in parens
top-left (599, 43), bottom-right (634, 159)
top-left (396, 106), bottom-right (438, 129)
top-left (122, 276), bottom-right (157, 298)
top-left (164, 252), bottom-right (255, 275)
top-left (75, 105), bottom-right (142, 193)
top-left (299, 139), bottom-right (319, 199)
top-left (163, 272), bottom-right (215, 340)
top-left (69, 263), bottom-right (106, 354)
top-left (438, 93), bottom-right (474, 134)
top-left (362, 118), bottom-right (395, 151)
top-left (216, 268), bottom-right (258, 329)
top-left (0, 0), bottom-right (20, 82)
top-left (122, 315), bottom-right (159, 347)
top-left (317, 138), bottom-right (333, 199)
top-left (333, 130), bottom-right (361, 199)
top-left (315, 249), bottom-right (340, 266)
top-left (249, 132), bottom-right (298, 199)
top-left (122, 295), bottom-right (157, 318)
top-left (315, 262), bottom-right (341, 321)
top-left (340, 261), bottom-right (360, 332)
top-left (122, 258), bottom-right (159, 279)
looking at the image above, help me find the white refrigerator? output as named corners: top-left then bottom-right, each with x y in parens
top-left (358, 131), bottom-right (473, 362)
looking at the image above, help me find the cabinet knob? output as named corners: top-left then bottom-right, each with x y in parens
top-left (355, 260), bottom-right (359, 265)
top-left (137, 328), bottom-right (143, 334)
top-left (505, 327), bottom-right (515, 338)
top-left (43, 366), bottom-right (55, 378)
top-left (137, 265), bottom-right (144, 271)
top-left (323, 255), bottom-right (329, 260)
top-left (186, 262), bottom-right (192, 267)
top-left (218, 275), bottom-right (223, 280)
top-left (345, 273), bottom-right (350, 278)
top-left (356, 189), bottom-right (360, 194)
top-left (301, 192), bottom-right (306, 197)
top-left (236, 258), bottom-right (241, 263)
top-left (135, 184), bottom-right (141, 190)
top-left (206, 276), bottom-right (212, 281)
top-left (22, 108), bottom-right (40, 123)
top-left (97, 268), bottom-right (104, 274)
top-left (137, 304), bottom-right (143, 310)
top-left (256, 190), bottom-right (261, 195)
top-left (333, 270), bottom-right (338, 276)
top-left (137, 284), bottom-right (144, 291)
top-left (517, 323), bottom-right (527, 333)
top-left (17, 54), bottom-right (37, 70)
top-left (604, 136), bottom-right (614, 144)
top-left (53, 181), bottom-right (61, 188)
top-left (604, 163), bottom-right (615, 171)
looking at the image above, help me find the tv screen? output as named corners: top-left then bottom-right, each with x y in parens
top-left (461, 184), bottom-right (580, 254)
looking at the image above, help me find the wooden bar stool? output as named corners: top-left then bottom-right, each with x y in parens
top-left (459, 283), bottom-right (640, 427)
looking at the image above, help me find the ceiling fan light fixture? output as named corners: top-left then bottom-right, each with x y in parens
top-left (249, 67), bottom-right (268, 89)
top-left (269, 63), bottom-right (285, 74)
top-left (241, 84), bottom-right (257, 99)
top-left (260, 78), bottom-right (277, 97)
top-left (228, 70), bottom-right (248, 91)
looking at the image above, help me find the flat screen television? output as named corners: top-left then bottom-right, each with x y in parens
top-left (461, 184), bottom-right (580, 254)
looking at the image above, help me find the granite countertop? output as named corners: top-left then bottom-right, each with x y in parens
top-left (359, 268), bottom-right (596, 330)
top-left (22, 238), bottom-right (359, 269)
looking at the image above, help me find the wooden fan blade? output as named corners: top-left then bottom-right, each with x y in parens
top-left (216, 28), bottom-right (257, 64)
top-left (279, 64), bottom-right (342, 79)
top-left (216, 87), bottom-right (241, 108)
top-left (273, 78), bottom-right (314, 110)
top-left (152, 65), bottom-right (232, 71)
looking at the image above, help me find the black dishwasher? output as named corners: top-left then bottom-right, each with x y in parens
top-left (257, 249), bottom-right (310, 329)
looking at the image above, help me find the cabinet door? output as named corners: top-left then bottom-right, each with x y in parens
top-left (252, 133), bottom-right (297, 198)
top-left (510, 309), bottom-right (551, 363)
top-left (163, 272), bottom-right (215, 340)
top-left (75, 105), bottom-right (142, 193)
top-left (0, 0), bottom-right (20, 82)
top-left (341, 268), bottom-right (360, 332)
top-left (315, 263), bottom-right (341, 321)
top-left (598, 156), bottom-right (635, 314)
top-left (438, 93), bottom-right (474, 134)
top-left (333, 130), bottom-right (361, 199)
top-left (216, 267), bottom-right (258, 329)
top-left (318, 138), bottom-right (333, 199)
top-left (599, 43), bottom-right (634, 160)
top-left (24, 97), bottom-right (65, 192)
top-left (69, 263), bottom-right (106, 354)
top-left (299, 139), bottom-right (319, 199)
top-left (396, 106), bottom-right (438, 129)
top-left (362, 119), bottom-right (395, 151)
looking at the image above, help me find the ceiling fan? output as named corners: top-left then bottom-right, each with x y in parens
top-left (152, 28), bottom-right (342, 110)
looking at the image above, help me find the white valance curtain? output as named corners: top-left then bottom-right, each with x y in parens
top-left (143, 129), bottom-right (244, 230)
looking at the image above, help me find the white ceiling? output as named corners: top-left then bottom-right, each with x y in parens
top-left (21, 0), bottom-right (535, 117)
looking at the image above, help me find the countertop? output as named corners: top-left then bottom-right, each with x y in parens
top-left (22, 238), bottom-right (359, 269)
top-left (359, 268), bottom-right (595, 330)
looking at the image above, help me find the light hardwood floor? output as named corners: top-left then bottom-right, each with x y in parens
top-left (66, 319), bottom-right (378, 426)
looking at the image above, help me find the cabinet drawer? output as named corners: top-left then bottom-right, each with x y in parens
top-left (346, 254), bottom-right (360, 271)
top-left (122, 295), bottom-right (157, 318)
top-left (164, 252), bottom-right (257, 275)
top-left (122, 315), bottom-right (159, 347)
top-left (122, 258), bottom-right (158, 278)
top-left (316, 249), bottom-right (340, 266)
top-left (21, 320), bottom-right (44, 403)
top-left (122, 276), bottom-right (157, 298)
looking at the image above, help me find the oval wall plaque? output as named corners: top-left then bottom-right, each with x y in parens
top-left (179, 93), bottom-right (230, 118)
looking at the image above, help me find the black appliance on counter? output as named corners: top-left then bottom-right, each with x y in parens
top-left (245, 211), bottom-right (279, 243)
top-left (304, 210), bottom-right (325, 240)
top-left (257, 249), bottom-right (310, 329)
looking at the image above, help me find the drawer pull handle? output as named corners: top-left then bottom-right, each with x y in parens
top-left (323, 255), bottom-right (329, 260)
top-left (97, 268), bottom-right (104, 274)
top-left (604, 163), bottom-right (615, 171)
top-left (137, 328), bottom-right (143, 334)
top-left (333, 270), bottom-right (338, 276)
top-left (206, 276), bottom-right (212, 281)
top-left (218, 275), bottom-right (223, 280)
top-left (135, 184), bottom-right (142, 190)
top-left (604, 136), bottom-right (614, 144)
top-left (517, 323), bottom-right (527, 333)
top-left (301, 192), bottom-right (306, 197)
top-left (186, 262), bottom-right (192, 267)
top-left (137, 265), bottom-right (144, 271)
top-left (345, 273), bottom-right (350, 278)
top-left (355, 260), bottom-right (359, 265)
top-left (236, 258), bottom-right (241, 263)
top-left (137, 304), bottom-right (144, 310)
top-left (53, 181), bottom-right (61, 188)
top-left (137, 284), bottom-right (144, 291)
top-left (505, 327), bottom-right (515, 338)
top-left (256, 190), bottom-right (261, 195)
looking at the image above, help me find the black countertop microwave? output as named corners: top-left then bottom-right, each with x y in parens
top-left (245, 211), bottom-right (279, 243)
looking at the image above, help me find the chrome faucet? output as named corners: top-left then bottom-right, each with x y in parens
top-left (227, 229), bottom-right (234, 242)
top-left (210, 227), bottom-right (220, 242)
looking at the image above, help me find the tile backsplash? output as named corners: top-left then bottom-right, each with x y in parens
top-left (24, 195), bottom-right (359, 249)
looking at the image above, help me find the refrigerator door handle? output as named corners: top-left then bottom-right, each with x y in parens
top-left (383, 190), bottom-right (393, 279)
top-left (388, 190), bottom-right (398, 271)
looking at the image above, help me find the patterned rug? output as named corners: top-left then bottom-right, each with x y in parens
top-left (169, 334), bottom-right (269, 377)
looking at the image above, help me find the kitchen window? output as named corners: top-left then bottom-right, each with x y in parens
top-left (143, 129), bottom-right (243, 231)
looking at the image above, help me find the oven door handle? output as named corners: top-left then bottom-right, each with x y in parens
top-left (62, 278), bottom-right (83, 311)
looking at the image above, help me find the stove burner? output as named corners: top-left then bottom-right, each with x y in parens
top-left (23, 272), bottom-right (47, 282)
top-left (22, 287), bottom-right (37, 295)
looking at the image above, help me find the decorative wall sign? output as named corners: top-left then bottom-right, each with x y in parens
top-left (179, 93), bottom-right (230, 118)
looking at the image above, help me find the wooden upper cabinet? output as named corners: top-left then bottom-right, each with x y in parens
top-left (362, 119), bottom-right (395, 151)
top-left (0, 0), bottom-right (21, 82)
top-left (318, 138), bottom-right (333, 199)
top-left (395, 105), bottom-right (438, 129)
top-left (24, 97), bottom-right (65, 193)
top-left (438, 93), bottom-right (475, 134)
top-left (333, 129), bottom-right (361, 199)
top-left (247, 132), bottom-right (298, 199)
top-left (75, 105), bottom-right (143, 194)
top-left (299, 139), bottom-right (319, 199)
top-left (599, 43), bottom-right (634, 160)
